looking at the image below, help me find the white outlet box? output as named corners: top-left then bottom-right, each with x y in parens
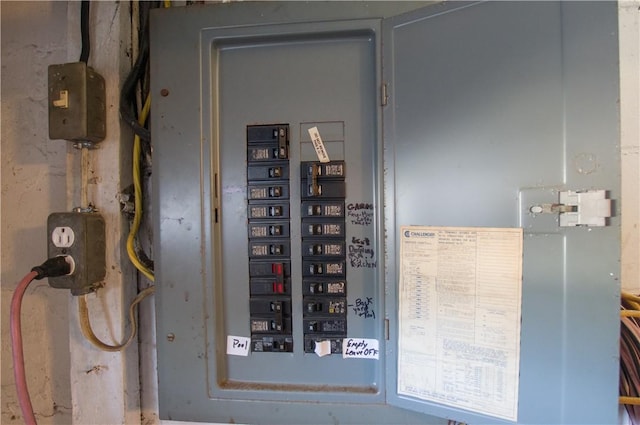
top-left (52, 226), bottom-right (75, 247)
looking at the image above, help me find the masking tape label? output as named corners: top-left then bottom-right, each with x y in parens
top-left (314, 340), bottom-right (332, 357)
top-left (308, 126), bottom-right (330, 163)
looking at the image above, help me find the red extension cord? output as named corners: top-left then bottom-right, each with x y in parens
top-left (10, 270), bottom-right (39, 425)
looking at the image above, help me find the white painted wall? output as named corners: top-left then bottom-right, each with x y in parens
top-left (1, 2), bottom-right (638, 425)
top-left (1, 1), bottom-right (138, 424)
top-left (1, 2), bottom-right (73, 423)
top-left (620, 0), bottom-right (640, 293)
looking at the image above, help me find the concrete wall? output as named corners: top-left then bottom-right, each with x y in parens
top-left (1, 2), bottom-right (73, 423)
top-left (1, 2), bottom-right (138, 424)
top-left (1, 1), bottom-right (638, 425)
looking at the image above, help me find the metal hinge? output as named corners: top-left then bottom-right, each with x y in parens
top-left (381, 82), bottom-right (388, 106)
top-left (385, 318), bottom-right (389, 340)
top-left (529, 189), bottom-right (612, 227)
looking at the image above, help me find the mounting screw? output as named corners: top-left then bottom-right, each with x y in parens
top-left (160, 88), bottom-right (169, 97)
top-left (167, 333), bottom-right (175, 342)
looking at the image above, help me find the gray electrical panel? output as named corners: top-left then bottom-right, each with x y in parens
top-left (151, 2), bottom-right (620, 424)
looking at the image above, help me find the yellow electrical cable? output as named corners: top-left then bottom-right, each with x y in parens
top-left (126, 95), bottom-right (154, 282)
top-left (78, 286), bottom-right (155, 351)
top-left (620, 396), bottom-right (640, 405)
top-left (623, 292), bottom-right (640, 310)
top-left (622, 310), bottom-right (640, 318)
top-left (79, 4), bottom-right (162, 352)
top-left (623, 292), bottom-right (640, 302)
top-left (620, 292), bottom-right (640, 408)
top-left (126, 0), bottom-right (169, 281)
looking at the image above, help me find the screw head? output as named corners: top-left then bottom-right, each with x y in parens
top-left (166, 333), bottom-right (175, 342)
top-left (160, 88), bottom-right (169, 97)
top-left (530, 205), bottom-right (543, 214)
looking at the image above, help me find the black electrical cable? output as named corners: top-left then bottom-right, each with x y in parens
top-left (137, 2), bottom-right (155, 102)
top-left (119, 47), bottom-right (150, 141)
top-left (119, 53), bottom-right (151, 142)
top-left (119, 1), bottom-right (154, 142)
top-left (121, 1), bottom-right (161, 278)
top-left (79, 1), bottom-right (90, 63)
top-left (136, 247), bottom-right (154, 271)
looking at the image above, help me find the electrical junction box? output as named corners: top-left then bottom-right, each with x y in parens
top-left (48, 62), bottom-right (106, 144)
top-left (47, 212), bottom-right (106, 295)
top-left (151, 2), bottom-right (621, 424)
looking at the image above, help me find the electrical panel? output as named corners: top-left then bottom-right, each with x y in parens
top-left (151, 2), bottom-right (621, 424)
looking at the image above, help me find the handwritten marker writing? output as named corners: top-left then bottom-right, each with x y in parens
top-left (227, 335), bottom-right (250, 356)
top-left (342, 338), bottom-right (379, 359)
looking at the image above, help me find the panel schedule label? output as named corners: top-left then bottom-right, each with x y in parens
top-left (397, 226), bottom-right (522, 421)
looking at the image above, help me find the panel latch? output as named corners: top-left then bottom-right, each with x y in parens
top-left (529, 190), bottom-right (611, 227)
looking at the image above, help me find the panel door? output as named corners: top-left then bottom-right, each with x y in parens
top-left (384, 2), bottom-right (620, 424)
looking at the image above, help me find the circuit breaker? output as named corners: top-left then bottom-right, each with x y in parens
top-left (152, 2), bottom-right (621, 424)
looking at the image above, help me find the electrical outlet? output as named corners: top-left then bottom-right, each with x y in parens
top-left (51, 226), bottom-right (75, 248)
top-left (48, 62), bottom-right (106, 144)
top-left (47, 212), bottom-right (106, 295)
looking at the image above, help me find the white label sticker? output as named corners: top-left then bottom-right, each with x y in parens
top-left (226, 335), bottom-right (250, 356)
top-left (314, 340), bottom-right (332, 357)
top-left (308, 126), bottom-right (330, 163)
top-left (342, 338), bottom-right (379, 359)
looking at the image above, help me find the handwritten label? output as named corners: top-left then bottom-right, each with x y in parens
top-left (308, 126), bottom-right (330, 163)
top-left (348, 297), bottom-right (376, 319)
top-left (348, 236), bottom-right (377, 268)
top-left (347, 203), bottom-right (373, 226)
top-left (226, 335), bottom-right (250, 356)
top-left (342, 338), bottom-right (379, 359)
top-left (314, 340), bottom-right (332, 357)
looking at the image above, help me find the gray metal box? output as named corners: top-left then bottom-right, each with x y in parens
top-left (152, 2), bottom-right (620, 424)
top-left (47, 212), bottom-right (106, 295)
top-left (48, 62), bottom-right (106, 143)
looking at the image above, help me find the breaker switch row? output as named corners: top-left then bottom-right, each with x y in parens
top-left (302, 201), bottom-right (345, 218)
top-left (304, 298), bottom-right (347, 316)
top-left (252, 336), bottom-right (293, 353)
top-left (251, 278), bottom-right (290, 295)
top-left (303, 260), bottom-right (345, 277)
top-left (249, 203), bottom-right (290, 219)
top-left (304, 336), bottom-right (343, 354)
top-left (303, 241), bottom-right (345, 256)
top-left (304, 279), bottom-right (346, 296)
top-left (302, 220), bottom-right (345, 237)
top-left (301, 161), bottom-right (347, 343)
top-left (247, 124), bottom-right (292, 352)
top-left (249, 222), bottom-right (290, 238)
